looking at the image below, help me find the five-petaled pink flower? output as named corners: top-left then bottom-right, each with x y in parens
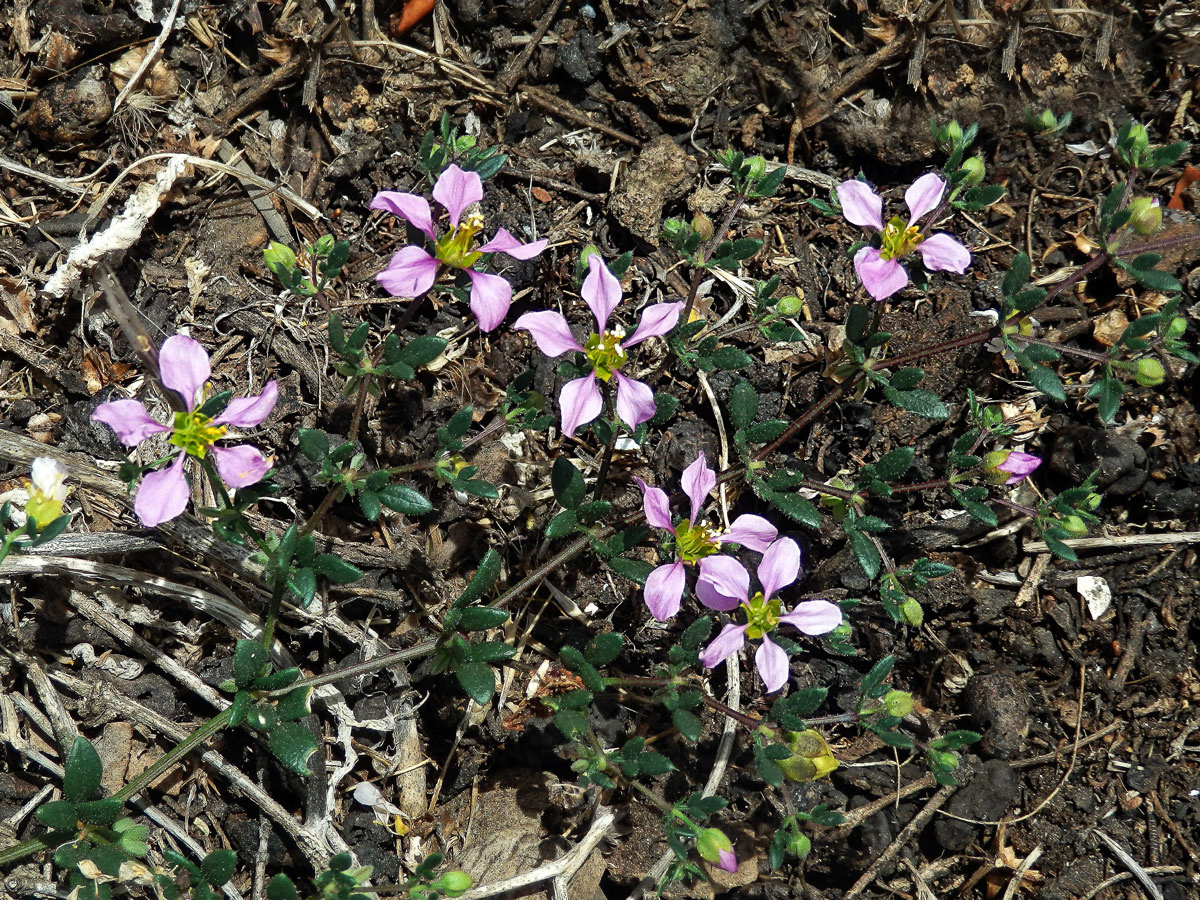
top-left (836, 173), bottom-right (971, 301)
top-left (371, 164), bottom-right (548, 331)
top-left (698, 538), bottom-right (842, 693)
top-left (634, 451), bottom-right (777, 620)
top-left (514, 254), bottom-right (682, 437)
top-left (985, 449), bottom-right (1042, 485)
top-left (92, 335), bottom-right (277, 528)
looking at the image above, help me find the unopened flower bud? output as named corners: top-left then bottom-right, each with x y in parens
top-left (1135, 357), bottom-right (1165, 387)
top-left (1166, 316), bottom-right (1187, 339)
top-left (940, 120), bottom-right (963, 149)
top-left (981, 450), bottom-right (1042, 485)
top-left (438, 872), bottom-right (472, 896)
top-left (1029, 109), bottom-right (1057, 133)
top-left (696, 828), bottom-right (736, 871)
top-left (883, 689), bottom-right (915, 718)
top-left (1127, 197), bottom-right (1162, 236)
top-left (26, 457), bottom-right (70, 527)
top-left (777, 295), bottom-right (804, 316)
top-left (1061, 515), bottom-right (1088, 536)
top-left (788, 832), bottom-right (812, 860)
top-left (929, 749), bottom-right (958, 771)
top-left (745, 155), bottom-right (767, 181)
top-left (692, 213), bottom-right (714, 242)
top-left (900, 597), bottom-right (924, 627)
top-left (1127, 123), bottom-right (1150, 157)
top-left (961, 155), bottom-right (986, 185)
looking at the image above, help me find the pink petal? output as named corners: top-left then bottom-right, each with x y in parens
top-left (623, 302), bottom-right (683, 348)
top-left (612, 372), bottom-right (656, 431)
top-left (513, 310), bottom-right (582, 357)
top-left (644, 560), bottom-right (686, 620)
top-left (717, 850), bottom-right (738, 873)
top-left (717, 514), bottom-right (777, 552)
top-left (998, 450), bottom-right (1041, 484)
top-left (758, 537), bottom-right (800, 600)
top-left (916, 233), bottom-right (971, 273)
top-left (377, 246), bottom-right (440, 298)
top-left (680, 452), bottom-right (715, 524)
top-left (370, 191), bottom-right (435, 241)
top-left (432, 164), bottom-right (483, 228)
top-left (92, 399), bottom-right (169, 446)
top-left (836, 180), bottom-right (884, 231)
top-left (853, 246), bottom-right (909, 301)
top-left (905, 172), bottom-right (947, 223)
top-left (779, 599), bottom-right (843, 636)
top-left (633, 477), bottom-right (674, 531)
top-left (478, 228), bottom-right (548, 260)
top-left (466, 269), bottom-right (512, 331)
top-left (696, 555), bottom-right (750, 611)
top-left (755, 635), bottom-right (790, 693)
top-left (560, 375), bottom-right (603, 437)
top-left (159, 335), bottom-right (210, 411)
top-left (580, 254), bottom-right (622, 333)
top-left (214, 381), bottom-right (278, 428)
top-left (699, 623), bottom-right (748, 669)
top-left (211, 444), bottom-right (272, 488)
top-left (134, 454), bottom-right (189, 527)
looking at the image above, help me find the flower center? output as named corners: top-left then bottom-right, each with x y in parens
top-left (434, 212), bottom-right (485, 269)
top-left (878, 215), bottom-right (923, 261)
top-left (170, 411), bottom-right (226, 459)
top-left (584, 330), bottom-right (626, 381)
top-left (674, 520), bottom-right (720, 564)
top-left (742, 591), bottom-right (781, 640)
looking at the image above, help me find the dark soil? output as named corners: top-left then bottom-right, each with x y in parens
top-left (2, 1), bottom-right (1200, 899)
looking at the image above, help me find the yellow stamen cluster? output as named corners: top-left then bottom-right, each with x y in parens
top-left (878, 215), bottom-right (923, 261)
top-left (169, 411), bottom-right (226, 459)
top-left (434, 212), bottom-right (486, 269)
top-left (674, 520), bottom-right (720, 563)
top-left (584, 331), bottom-right (627, 381)
top-left (742, 591), bottom-right (781, 639)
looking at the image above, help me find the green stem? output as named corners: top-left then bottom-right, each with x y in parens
top-left (592, 393), bottom-right (619, 502)
top-left (116, 707), bottom-right (234, 802)
top-left (0, 830), bottom-right (77, 869)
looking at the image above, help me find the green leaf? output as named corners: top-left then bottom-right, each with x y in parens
top-left (1021, 360), bottom-right (1067, 401)
top-left (729, 380), bottom-right (758, 430)
top-left (860, 655), bottom-right (894, 700)
top-left (267, 875), bottom-right (298, 900)
top-left (313, 554), bottom-right (364, 585)
top-left (890, 389), bottom-right (948, 419)
top-left (288, 567), bottom-right (317, 606)
top-left (1129, 266), bottom-right (1181, 293)
top-left (681, 616), bottom-right (712, 651)
top-left (397, 336), bottom-right (447, 368)
top-left (455, 662), bottom-right (496, 705)
top-left (1002, 253), bottom-right (1032, 297)
top-left (269, 722), bottom-right (319, 776)
top-left (227, 690), bottom-right (251, 728)
top-left (607, 557), bottom-right (654, 585)
top-left (251, 668), bottom-right (301, 692)
top-left (708, 346), bottom-right (752, 370)
top-left (854, 515), bottom-right (889, 533)
top-left (443, 406), bottom-right (475, 440)
top-left (75, 798), bottom-right (124, 826)
top-left (456, 607), bottom-right (510, 632)
top-left (465, 640), bottom-right (515, 663)
top-left (768, 492), bottom-right (820, 529)
top-left (200, 850), bottom-right (237, 887)
top-left (1142, 141), bottom-right (1187, 167)
top-left (246, 703), bottom-right (279, 733)
top-left (378, 483), bottom-right (434, 516)
top-left (960, 499), bottom-right (998, 526)
top-left (585, 632), bottom-right (624, 667)
top-left (273, 686), bottom-right (313, 722)
top-left (36, 799), bottom-right (79, 831)
top-left (874, 728), bottom-right (914, 749)
top-left (672, 709), bottom-right (702, 743)
top-left (576, 500), bottom-right (611, 524)
top-left (848, 530), bottom-right (880, 580)
top-left (639, 751), bottom-right (674, 776)
top-left (358, 489), bottom-right (381, 522)
top-left (62, 736), bottom-right (103, 803)
top-left (741, 420), bottom-right (789, 444)
top-left (888, 367), bottom-right (925, 391)
top-left (551, 457), bottom-right (587, 509)
top-left (874, 447), bottom-right (914, 480)
top-left (545, 509), bottom-right (579, 539)
top-left (554, 708), bottom-right (589, 740)
top-left (460, 478), bottom-right (499, 499)
top-left (456, 549), bottom-right (501, 607)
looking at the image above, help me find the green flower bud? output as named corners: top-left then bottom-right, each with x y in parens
top-left (745, 155), bottom-right (767, 180)
top-left (1127, 123), bottom-right (1150, 156)
top-left (1166, 316), bottom-right (1187, 339)
top-left (883, 689), bottom-right (915, 718)
top-left (788, 832), bottom-right (812, 860)
top-left (1127, 197), bottom-right (1162, 236)
top-left (1029, 109), bottom-right (1057, 133)
top-left (960, 155), bottom-right (986, 186)
top-left (692, 213), bottom-right (714, 242)
top-left (437, 871), bottom-right (473, 896)
top-left (263, 241), bottom-right (297, 271)
top-left (980, 450), bottom-right (1012, 485)
top-left (776, 295), bottom-right (804, 316)
top-left (1061, 515), bottom-right (1088, 536)
top-left (1135, 357), bottom-right (1165, 387)
top-left (779, 730), bottom-right (839, 782)
top-left (900, 597), bottom-right (923, 627)
top-left (929, 749), bottom-right (958, 771)
top-left (695, 828), bottom-right (736, 871)
top-left (938, 120), bottom-right (963, 150)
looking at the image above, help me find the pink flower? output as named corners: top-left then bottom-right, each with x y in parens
top-left (371, 164), bottom-right (548, 331)
top-left (634, 452), bottom-right (777, 620)
top-left (92, 335), bottom-right (277, 527)
top-left (514, 254), bottom-right (682, 437)
top-left (986, 449), bottom-right (1042, 485)
top-left (698, 538), bottom-right (842, 693)
top-left (836, 173), bottom-right (971, 301)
